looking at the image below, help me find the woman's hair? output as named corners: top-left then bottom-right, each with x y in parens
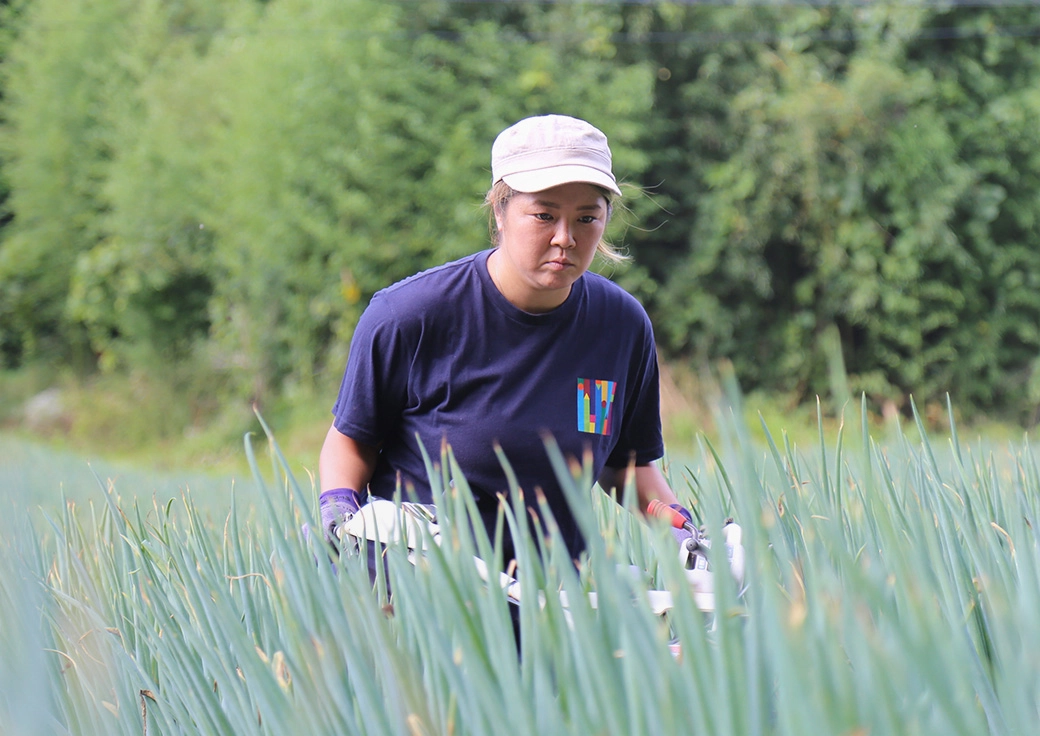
top-left (484, 180), bottom-right (629, 264)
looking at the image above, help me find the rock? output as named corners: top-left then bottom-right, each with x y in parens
top-left (24, 388), bottom-right (68, 433)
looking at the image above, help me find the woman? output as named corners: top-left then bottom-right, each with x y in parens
top-left (318, 114), bottom-right (692, 568)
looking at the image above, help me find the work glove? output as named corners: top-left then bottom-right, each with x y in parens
top-left (647, 499), bottom-right (706, 569)
top-left (319, 488), bottom-right (362, 550)
top-left (669, 503), bottom-right (696, 546)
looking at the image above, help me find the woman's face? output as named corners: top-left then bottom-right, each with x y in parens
top-left (489, 182), bottom-right (609, 313)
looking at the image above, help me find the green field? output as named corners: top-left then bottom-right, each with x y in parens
top-left (2, 401), bottom-right (1039, 735)
top-left (0, 435), bottom-right (245, 509)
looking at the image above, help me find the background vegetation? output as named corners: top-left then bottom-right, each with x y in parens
top-left (2, 0), bottom-right (1040, 468)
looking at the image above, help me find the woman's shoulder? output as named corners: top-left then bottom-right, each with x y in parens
top-left (387, 252), bottom-right (479, 290)
top-left (582, 270), bottom-right (651, 323)
top-left (373, 252), bottom-right (483, 318)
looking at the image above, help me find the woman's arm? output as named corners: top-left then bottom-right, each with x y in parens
top-left (598, 463), bottom-right (681, 515)
top-left (319, 425), bottom-right (380, 493)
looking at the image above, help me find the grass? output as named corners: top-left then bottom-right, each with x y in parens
top-left (3, 393), bottom-right (1040, 734)
top-left (0, 434), bottom-right (249, 511)
top-left (2, 358), bottom-right (1031, 485)
top-left (0, 361), bottom-right (337, 483)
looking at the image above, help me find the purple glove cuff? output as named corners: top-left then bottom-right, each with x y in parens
top-left (320, 487), bottom-right (361, 507)
top-left (320, 488), bottom-right (362, 539)
top-left (669, 503), bottom-right (695, 544)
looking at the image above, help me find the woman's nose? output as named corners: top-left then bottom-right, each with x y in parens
top-left (551, 221), bottom-right (575, 248)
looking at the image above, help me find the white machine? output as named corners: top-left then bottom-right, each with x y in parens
top-left (336, 498), bottom-right (745, 616)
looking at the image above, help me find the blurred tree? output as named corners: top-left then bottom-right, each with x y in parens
top-left (68, 0), bottom-right (238, 372)
top-left (900, 4), bottom-right (1040, 420)
top-left (621, 3), bottom-right (1040, 420)
top-left (0, 0), bottom-right (136, 367)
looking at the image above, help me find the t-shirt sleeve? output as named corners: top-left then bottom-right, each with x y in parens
top-left (605, 312), bottom-right (665, 468)
top-left (331, 293), bottom-right (412, 447)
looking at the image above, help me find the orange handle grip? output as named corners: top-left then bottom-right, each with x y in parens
top-left (647, 499), bottom-right (695, 533)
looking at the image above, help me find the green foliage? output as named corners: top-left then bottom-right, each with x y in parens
top-left (1, 0), bottom-right (650, 399)
top-left (67, 0), bottom-right (237, 371)
top-left (5, 405), bottom-right (1040, 733)
top-left (0, 0), bottom-right (137, 365)
top-left (628, 4), bottom-right (1040, 421)
top-left (3, 0), bottom-right (1040, 421)
top-left (903, 5), bottom-right (1040, 421)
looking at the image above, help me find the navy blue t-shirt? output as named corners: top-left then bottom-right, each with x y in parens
top-left (332, 249), bottom-right (664, 558)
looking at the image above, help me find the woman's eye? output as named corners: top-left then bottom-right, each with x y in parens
top-left (535, 213), bottom-right (553, 221)
top-left (578, 216), bottom-right (596, 224)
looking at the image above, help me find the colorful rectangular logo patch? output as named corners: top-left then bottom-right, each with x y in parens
top-left (578, 378), bottom-right (616, 435)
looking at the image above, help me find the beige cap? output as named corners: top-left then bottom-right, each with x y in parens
top-left (491, 114), bottom-right (622, 197)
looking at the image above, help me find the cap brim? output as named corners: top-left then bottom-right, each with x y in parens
top-left (502, 165), bottom-right (622, 197)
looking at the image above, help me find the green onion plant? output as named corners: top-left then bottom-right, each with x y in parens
top-left (2, 395), bottom-right (1039, 734)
